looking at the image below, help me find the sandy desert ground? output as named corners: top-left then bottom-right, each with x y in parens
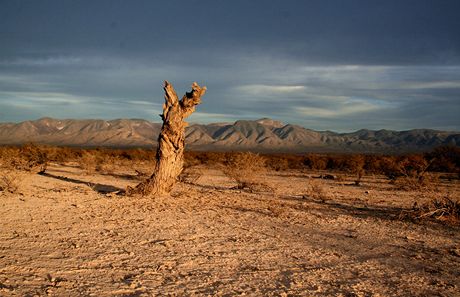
top-left (1, 162), bottom-right (459, 296)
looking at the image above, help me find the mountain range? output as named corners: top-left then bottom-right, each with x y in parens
top-left (0, 117), bottom-right (459, 153)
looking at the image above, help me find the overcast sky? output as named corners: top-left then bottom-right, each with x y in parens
top-left (1, 0), bottom-right (459, 132)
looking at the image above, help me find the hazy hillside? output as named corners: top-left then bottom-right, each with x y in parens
top-left (0, 117), bottom-right (459, 153)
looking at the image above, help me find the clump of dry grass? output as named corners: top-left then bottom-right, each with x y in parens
top-left (393, 173), bottom-right (439, 191)
top-left (402, 196), bottom-right (460, 225)
top-left (304, 178), bottom-right (328, 202)
top-left (223, 152), bottom-right (272, 192)
top-left (20, 143), bottom-right (48, 173)
top-left (0, 170), bottom-right (25, 194)
top-left (384, 155), bottom-right (439, 191)
top-left (79, 152), bottom-right (98, 174)
top-left (95, 155), bottom-right (120, 174)
top-left (0, 144), bottom-right (48, 173)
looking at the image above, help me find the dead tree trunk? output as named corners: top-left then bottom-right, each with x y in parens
top-left (127, 81), bottom-right (206, 197)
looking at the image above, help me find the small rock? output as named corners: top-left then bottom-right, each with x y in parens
top-left (449, 248), bottom-right (460, 257)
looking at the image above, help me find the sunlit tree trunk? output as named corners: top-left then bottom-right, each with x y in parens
top-left (127, 81), bottom-right (206, 196)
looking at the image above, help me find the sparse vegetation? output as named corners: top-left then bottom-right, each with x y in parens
top-left (79, 151), bottom-right (98, 175)
top-left (0, 144), bottom-right (458, 179)
top-left (421, 197), bottom-right (460, 224)
top-left (20, 143), bottom-right (49, 173)
top-left (0, 143), bottom-right (459, 296)
top-left (305, 178), bottom-right (328, 202)
top-left (0, 169), bottom-right (24, 194)
top-left (223, 151), bottom-right (270, 191)
top-left (402, 196), bottom-right (460, 226)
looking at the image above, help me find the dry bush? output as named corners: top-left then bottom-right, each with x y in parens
top-left (0, 170), bottom-right (25, 194)
top-left (379, 154), bottom-right (437, 190)
top-left (184, 151), bottom-right (228, 167)
top-left (79, 151), bottom-right (98, 174)
top-left (393, 172), bottom-right (439, 191)
top-left (79, 149), bottom-right (119, 174)
top-left (348, 155), bottom-right (365, 185)
top-left (426, 145), bottom-right (460, 173)
top-left (223, 151), bottom-right (270, 191)
top-left (265, 156), bottom-right (290, 171)
top-left (95, 155), bottom-right (120, 174)
top-left (0, 147), bottom-right (20, 169)
top-left (46, 146), bottom-right (81, 164)
top-left (18, 143), bottom-right (48, 173)
top-left (402, 197), bottom-right (460, 225)
top-left (304, 178), bottom-right (328, 201)
top-left (303, 154), bottom-right (328, 170)
top-left (0, 144), bottom-right (48, 173)
top-left (184, 153), bottom-right (202, 169)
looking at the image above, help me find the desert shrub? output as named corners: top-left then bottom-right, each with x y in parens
top-left (342, 155), bottom-right (365, 185)
top-left (223, 151), bottom-right (268, 190)
top-left (19, 143), bottom-right (48, 173)
top-left (384, 154), bottom-right (433, 190)
top-left (78, 149), bottom-right (120, 174)
top-left (96, 155), bottom-right (119, 174)
top-left (48, 147), bottom-right (81, 163)
top-left (79, 151), bottom-right (99, 174)
top-left (284, 155), bottom-right (306, 170)
top-left (186, 151), bottom-right (228, 166)
top-left (0, 147), bottom-right (20, 169)
top-left (1, 144), bottom-right (458, 178)
top-left (265, 156), bottom-right (290, 171)
top-left (0, 170), bottom-right (25, 194)
top-left (303, 154), bottom-right (328, 170)
top-left (393, 173), bottom-right (438, 191)
top-left (426, 145), bottom-right (460, 173)
top-left (184, 152), bottom-right (202, 169)
top-left (0, 144), bottom-right (48, 173)
top-left (304, 178), bottom-right (328, 201)
top-left (403, 197), bottom-right (460, 225)
top-left (113, 148), bottom-right (156, 162)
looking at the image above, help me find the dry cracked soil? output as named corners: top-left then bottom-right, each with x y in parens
top-left (1, 163), bottom-right (459, 296)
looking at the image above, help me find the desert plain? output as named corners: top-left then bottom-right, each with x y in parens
top-left (0, 152), bottom-right (459, 297)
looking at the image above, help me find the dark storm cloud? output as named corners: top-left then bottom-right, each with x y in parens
top-left (0, 0), bottom-right (459, 131)
top-left (2, 0), bottom-right (459, 64)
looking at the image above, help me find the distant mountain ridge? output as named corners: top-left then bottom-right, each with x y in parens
top-left (0, 117), bottom-right (459, 153)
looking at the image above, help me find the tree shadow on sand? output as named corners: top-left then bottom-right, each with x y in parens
top-left (38, 172), bottom-right (125, 194)
top-left (280, 194), bottom-right (407, 221)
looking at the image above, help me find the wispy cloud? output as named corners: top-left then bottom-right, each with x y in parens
top-left (0, 91), bottom-right (86, 105)
top-left (236, 84), bottom-right (307, 95)
top-left (296, 98), bottom-right (383, 118)
top-left (0, 51), bottom-right (459, 131)
top-left (189, 111), bottom-right (238, 123)
top-left (0, 56), bottom-right (83, 67)
top-left (399, 81), bottom-right (460, 89)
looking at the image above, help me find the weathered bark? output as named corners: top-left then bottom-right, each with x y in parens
top-left (127, 81), bottom-right (206, 197)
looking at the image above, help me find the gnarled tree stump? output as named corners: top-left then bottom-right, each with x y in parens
top-left (127, 81), bottom-right (206, 197)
